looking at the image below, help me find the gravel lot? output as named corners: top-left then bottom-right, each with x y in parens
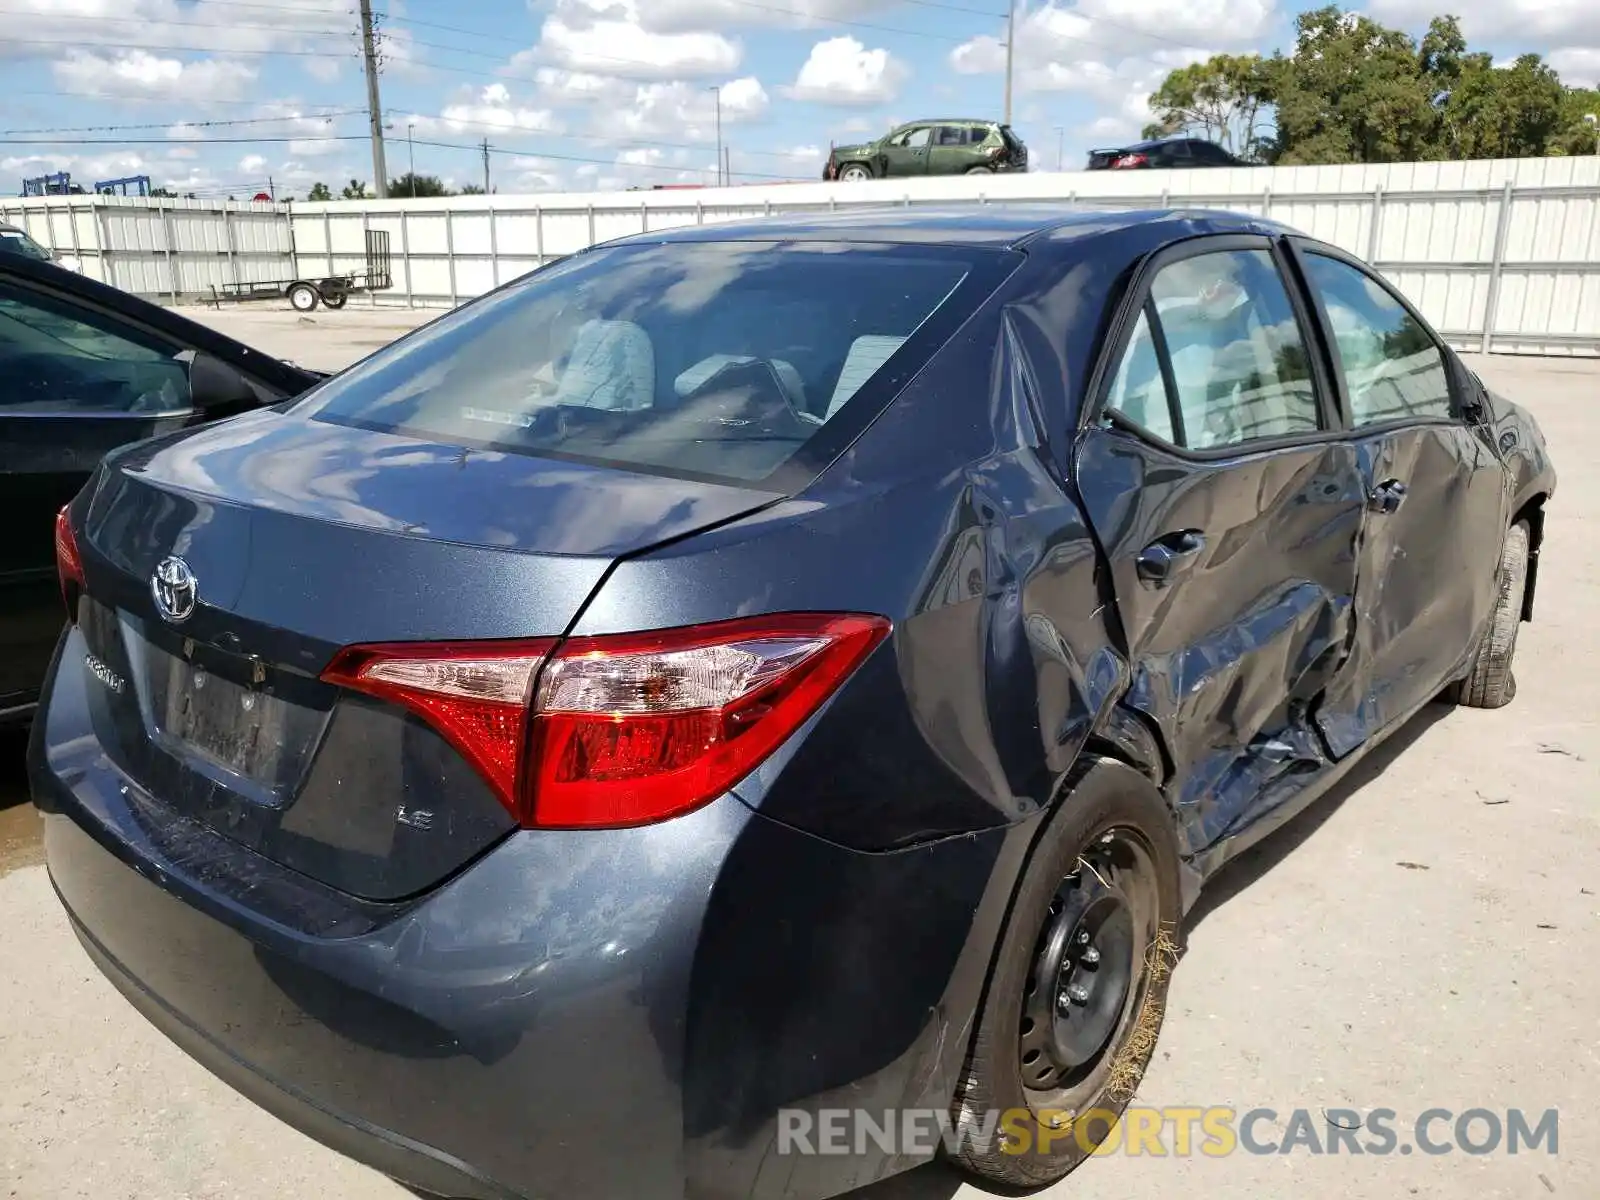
top-left (1, 308), bottom-right (1595, 1200)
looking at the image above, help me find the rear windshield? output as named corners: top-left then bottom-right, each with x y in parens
top-left (296, 240), bottom-right (1013, 489)
top-left (0, 227), bottom-right (53, 261)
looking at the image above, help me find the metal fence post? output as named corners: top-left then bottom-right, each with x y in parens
top-left (223, 207), bottom-right (239, 289)
top-left (399, 210), bottom-right (414, 307)
top-left (1480, 180), bottom-right (1516, 354)
top-left (641, 200), bottom-right (648, 234)
top-left (535, 205), bottom-right (545, 266)
top-left (94, 203), bottom-right (112, 287)
top-left (361, 209), bottom-right (374, 307)
top-left (1261, 186), bottom-right (1272, 218)
top-left (162, 202), bottom-right (178, 304)
top-left (445, 208), bottom-right (458, 307)
top-left (586, 204), bottom-right (596, 249)
top-left (323, 209), bottom-right (333, 279)
top-left (1366, 184), bottom-right (1384, 262)
top-left (488, 205), bottom-right (500, 290)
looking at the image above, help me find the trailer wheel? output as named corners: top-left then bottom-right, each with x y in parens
top-left (320, 289), bottom-right (348, 310)
top-left (288, 282), bottom-right (319, 312)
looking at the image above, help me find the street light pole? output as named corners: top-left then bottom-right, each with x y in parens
top-left (1003, 0), bottom-right (1016, 127)
top-left (1054, 125), bottom-right (1064, 171)
top-left (709, 85), bottom-right (724, 186)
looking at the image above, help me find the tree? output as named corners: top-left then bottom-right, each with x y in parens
top-left (1272, 6), bottom-right (1440, 165)
top-left (388, 172), bottom-right (452, 198)
top-left (341, 178), bottom-right (370, 199)
top-left (306, 181), bottom-right (333, 201)
top-left (1548, 86), bottom-right (1600, 156)
top-left (149, 187), bottom-right (177, 198)
top-left (1144, 54), bottom-right (1278, 161)
top-left (458, 183), bottom-right (487, 195)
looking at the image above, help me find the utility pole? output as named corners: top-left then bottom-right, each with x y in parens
top-left (1003, 0), bottom-right (1016, 127)
top-left (707, 86), bottom-right (724, 187)
top-left (481, 138), bottom-right (491, 193)
top-left (268, 175), bottom-right (275, 201)
top-left (358, 0), bottom-right (388, 198)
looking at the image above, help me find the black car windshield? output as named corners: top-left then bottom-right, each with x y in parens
top-left (295, 240), bottom-right (1012, 488)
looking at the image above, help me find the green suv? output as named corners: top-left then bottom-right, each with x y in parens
top-left (824, 120), bottom-right (1029, 181)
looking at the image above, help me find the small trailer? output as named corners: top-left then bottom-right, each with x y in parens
top-left (209, 229), bottom-right (393, 312)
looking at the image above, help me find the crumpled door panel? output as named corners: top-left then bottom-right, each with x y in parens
top-left (1075, 430), bottom-right (1368, 856)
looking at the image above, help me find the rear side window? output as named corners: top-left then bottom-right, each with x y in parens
top-left (296, 241), bottom-right (1013, 488)
top-left (0, 281), bottom-right (191, 415)
top-left (1104, 248), bottom-right (1322, 449)
top-left (1301, 253), bottom-right (1451, 425)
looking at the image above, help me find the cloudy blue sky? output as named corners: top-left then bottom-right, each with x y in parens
top-left (2, 0), bottom-right (1596, 200)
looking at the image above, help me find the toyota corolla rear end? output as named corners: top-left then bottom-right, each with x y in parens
top-left (30, 236), bottom-right (1027, 1199)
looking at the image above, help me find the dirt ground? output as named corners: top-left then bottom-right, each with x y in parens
top-left (0, 312), bottom-right (1595, 1200)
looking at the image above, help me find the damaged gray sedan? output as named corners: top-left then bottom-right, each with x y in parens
top-left (34, 207), bottom-right (1554, 1199)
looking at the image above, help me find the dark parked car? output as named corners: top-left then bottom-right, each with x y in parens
top-left (825, 119), bottom-right (1028, 180)
top-left (0, 221), bottom-right (58, 262)
top-left (33, 208), bottom-right (1553, 1200)
top-left (1, 252), bottom-right (318, 721)
top-left (1087, 137), bottom-right (1246, 169)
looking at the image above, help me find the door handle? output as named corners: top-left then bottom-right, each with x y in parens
top-left (1135, 529), bottom-right (1205, 587)
top-left (1368, 479), bottom-right (1408, 515)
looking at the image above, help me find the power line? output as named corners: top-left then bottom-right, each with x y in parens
top-left (0, 110), bottom-right (364, 136)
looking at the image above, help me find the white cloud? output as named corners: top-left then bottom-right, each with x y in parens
top-left (3, 0), bottom-right (356, 62)
top-left (52, 49), bottom-right (258, 103)
top-left (608, 76), bottom-right (769, 143)
top-left (1366, 0), bottom-right (1600, 46)
top-left (784, 144), bottom-right (825, 163)
top-left (531, 0), bottom-right (741, 79)
top-left (634, 0), bottom-right (897, 32)
top-left (786, 37), bottom-right (909, 105)
top-left (1550, 47), bottom-right (1600, 86)
top-left (409, 84), bottom-right (564, 138)
top-left (239, 154), bottom-right (268, 173)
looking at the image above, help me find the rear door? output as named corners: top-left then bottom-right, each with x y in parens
top-left (1073, 235), bottom-right (1369, 852)
top-left (928, 125), bottom-right (975, 175)
top-left (0, 274), bottom-right (200, 710)
top-left (1291, 243), bottom-right (1510, 754)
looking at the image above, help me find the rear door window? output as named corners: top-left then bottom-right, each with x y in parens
top-left (296, 241), bottom-right (1017, 489)
top-left (1104, 247), bottom-right (1323, 449)
top-left (1300, 253), bottom-right (1452, 425)
top-left (0, 281), bottom-right (191, 414)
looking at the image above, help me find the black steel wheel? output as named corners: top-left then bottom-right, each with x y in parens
top-left (949, 762), bottom-right (1182, 1189)
top-left (320, 289), bottom-right (349, 310)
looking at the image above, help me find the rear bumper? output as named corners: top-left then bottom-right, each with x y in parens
top-left (31, 625), bottom-right (1029, 1200)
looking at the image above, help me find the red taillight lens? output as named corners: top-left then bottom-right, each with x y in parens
top-left (1112, 153), bottom-right (1148, 169)
top-left (322, 639), bottom-right (557, 808)
top-left (321, 613), bottom-right (890, 830)
top-left (55, 505), bottom-right (85, 619)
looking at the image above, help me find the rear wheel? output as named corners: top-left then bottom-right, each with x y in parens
top-left (838, 163), bottom-right (872, 182)
top-left (949, 773), bottom-right (1181, 1188)
top-left (320, 289), bottom-right (349, 309)
top-left (287, 281), bottom-right (319, 312)
top-left (1450, 519), bottom-right (1530, 709)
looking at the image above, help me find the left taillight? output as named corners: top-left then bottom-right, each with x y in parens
top-left (1112, 152), bottom-right (1149, 169)
top-left (321, 612), bottom-right (891, 830)
top-left (55, 505), bottom-right (85, 619)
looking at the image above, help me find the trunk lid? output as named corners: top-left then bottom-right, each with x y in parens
top-left (70, 408), bottom-right (777, 900)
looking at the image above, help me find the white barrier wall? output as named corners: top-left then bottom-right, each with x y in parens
top-left (5, 154), bottom-right (1599, 355)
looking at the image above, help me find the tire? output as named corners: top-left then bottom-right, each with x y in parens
top-left (287, 282), bottom-right (319, 312)
top-left (965, 165), bottom-right (994, 174)
top-left (320, 289), bottom-right (348, 309)
top-left (1451, 520), bottom-right (1530, 709)
top-left (837, 164), bottom-right (872, 182)
top-left (949, 764), bottom-right (1182, 1189)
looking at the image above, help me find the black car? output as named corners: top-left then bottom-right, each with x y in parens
top-left (33, 208), bottom-right (1552, 1200)
top-left (1, 253), bottom-right (319, 720)
top-left (0, 222), bottom-right (58, 263)
top-left (1087, 137), bottom-right (1246, 169)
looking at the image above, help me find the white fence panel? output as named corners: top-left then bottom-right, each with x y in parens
top-left (6, 154), bottom-right (1599, 354)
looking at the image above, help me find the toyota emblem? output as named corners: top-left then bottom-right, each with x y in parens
top-left (151, 556), bottom-right (198, 624)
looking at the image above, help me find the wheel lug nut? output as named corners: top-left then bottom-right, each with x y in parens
top-left (1067, 983), bottom-right (1090, 1005)
top-left (1076, 929), bottom-right (1091, 945)
top-left (1081, 946), bottom-right (1101, 965)
top-left (1057, 991), bottom-right (1072, 1009)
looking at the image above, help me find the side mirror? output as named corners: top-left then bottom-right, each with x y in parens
top-left (178, 349), bottom-right (260, 419)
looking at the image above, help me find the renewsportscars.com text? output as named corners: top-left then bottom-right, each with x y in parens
top-left (776, 1106), bottom-right (1559, 1158)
